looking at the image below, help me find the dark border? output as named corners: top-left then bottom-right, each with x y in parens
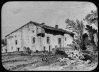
top-left (0, 0), bottom-right (99, 72)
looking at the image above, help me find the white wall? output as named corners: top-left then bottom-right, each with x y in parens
top-left (43, 33), bottom-right (65, 51)
top-left (64, 34), bottom-right (73, 47)
top-left (5, 22), bottom-right (74, 53)
top-left (6, 23), bottom-right (43, 52)
top-left (15, 29), bottom-right (22, 51)
top-left (22, 23), bottom-right (37, 51)
top-left (6, 29), bottom-right (22, 52)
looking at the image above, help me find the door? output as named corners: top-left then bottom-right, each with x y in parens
top-left (17, 48), bottom-right (20, 51)
top-left (49, 45), bottom-right (50, 52)
top-left (5, 49), bottom-right (7, 53)
top-left (58, 38), bottom-right (61, 48)
top-left (43, 46), bottom-right (45, 52)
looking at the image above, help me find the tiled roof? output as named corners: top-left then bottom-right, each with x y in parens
top-left (5, 21), bottom-right (74, 37)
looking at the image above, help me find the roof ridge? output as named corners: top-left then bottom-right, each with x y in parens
top-left (5, 21), bottom-right (74, 37)
top-left (5, 21), bottom-right (39, 37)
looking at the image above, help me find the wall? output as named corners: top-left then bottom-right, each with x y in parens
top-left (5, 23), bottom-right (41, 52)
top-left (64, 34), bottom-right (73, 47)
top-left (21, 23), bottom-right (37, 52)
top-left (42, 33), bottom-right (65, 52)
top-left (5, 22), bottom-right (73, 53)
top-left (6, 29), bottom-right (22, 52)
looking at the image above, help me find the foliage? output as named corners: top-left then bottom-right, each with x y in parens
top-left (55, 48), bottom-right (68, 58)
top-left (1, 39), bottom-right (7, 46)
top-left (82, 33), bottom-right (89, 50)
top-left (84, 10), bottom-right (98, 51)
top-left (36, 50), bottom-right (39, 53)
top-left (85, 25), bottom-right (97, 44)
top-left (65, 10), bottom-right (98, 52)
top-left (26, 47), bottom-right (32, 55)
top-left (85, 10), bottom-right (98, 27)
top-left (65, 19), bottom-right (85, 50)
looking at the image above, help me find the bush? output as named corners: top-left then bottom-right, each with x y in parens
top-left (55, 49), bottom-right (68, 58)
top-left (36, 50), bottom-right (39, 53)
top-left (26, 47), bottom-right (32, 55)
top-left (81, 50), bottom-right (98, 63)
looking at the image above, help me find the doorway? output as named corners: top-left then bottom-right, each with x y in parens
top-left (17, 48), bottom-right (20, 51)
top-left (5, 49), bottom-right (7, 53)
top-left (43, 46), bottom-right (46, 52)
top-left (49, 45), bottom-right (50, 52)
top-left (58, 38), bottom-right (61, 48)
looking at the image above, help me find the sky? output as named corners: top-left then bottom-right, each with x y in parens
top-left (1, 1), bottom-right (97, 38)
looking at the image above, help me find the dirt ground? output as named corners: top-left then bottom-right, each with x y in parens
top-left (2, 53), bottom-right (98, 71)
top-left (16, 60), bottom-right (98, 71)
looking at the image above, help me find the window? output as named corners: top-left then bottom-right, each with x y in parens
top-left (55, 45), bottom-right (57, 48)
top-left (33, 37), bottom-right (35, 43)
top-left (5, 49), bottom-right (7, 53)
top-left (15, 40), bottom-right (17, 45)
top-left (32, 30), bottom-right (34, 33)
top-left (11, 47), bottom-right (13, 50)
top-left (65, 37), bottom-right (66, 41)
top-left (47, 37), bottom-right (50, 44)
top-left (58, 38), bottom-right (61, 44)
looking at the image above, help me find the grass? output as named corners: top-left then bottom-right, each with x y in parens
top-left (2, 51), bottom-right (98, 71)
top-left (2, 52), bottom-right (59, 71)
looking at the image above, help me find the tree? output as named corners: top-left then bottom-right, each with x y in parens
top-left (1, 39), bottom-right (6, 47)
top-left (84, 10), bottom-right (98, 44)
top-left (84, 10), bottom-right (98, 51)
top-left (82, 33), bottom-right (89, 50)
top-left (85, 25), bottom-right (97, 51)
top-left (85, 25), bottom-right (97, 44)
top-left (85, 10), bottom-right (98, 27)
top-left (65, 19), bottom-right (85, 51)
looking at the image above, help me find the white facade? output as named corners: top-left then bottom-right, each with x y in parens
top-left (4, 21), bottom-right (74, 53)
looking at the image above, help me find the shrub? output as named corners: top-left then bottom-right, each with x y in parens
top-left (26, 47), bottom-right (32, 55)
top-left (81, 53), bottom-right (93, 64)
top-left (36, 50), bottom-right (39, 53)
top-left (55, 49), bottom-right (68, 58)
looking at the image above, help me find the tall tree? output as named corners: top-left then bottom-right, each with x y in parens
top-left (65, 19), bottom-right (85, 51)
top-left (85, 25), bottom-right (97, 44)
top-left (1, 39), bottom-right (6, 47)
top-left (85, 25), bottom-right (97, 51)
top-left (84, 10), bottom-right (98, 50)
top-left (84, 10), bottom-right (98, 39)
top-left (85, 10), bottom-right (98, 27)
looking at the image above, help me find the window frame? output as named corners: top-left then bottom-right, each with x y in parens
top-left (32, 37), bottom-right (35, 43)
top-left (47, 37), bottom-right (50, 44)
top-left (15, 40), bottom-right (17, 45)
top-left (58, 38), bottom-right (61, 44)
top-left (11, 46), bottom-right (13, 50)
top-left (65, 37), bottom-right (66, 41)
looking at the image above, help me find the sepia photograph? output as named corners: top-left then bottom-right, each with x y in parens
top-left (1, 1), bottom-right (98, 71)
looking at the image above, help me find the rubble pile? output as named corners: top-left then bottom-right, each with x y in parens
top-left (54, 48), bottom-right (97, 71)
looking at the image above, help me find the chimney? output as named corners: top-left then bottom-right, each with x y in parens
top-left (41, 23), bottom-right (45, 25)
top-left (55, 25), bottom-right (58, 29)
top-left (29, 21), bottom-right (33, 23)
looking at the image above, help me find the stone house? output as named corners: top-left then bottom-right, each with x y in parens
top-left (4, 21), bottom-right (74, 53)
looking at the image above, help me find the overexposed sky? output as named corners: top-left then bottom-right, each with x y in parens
top-left (2, 1), bottom-right (97, 38)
